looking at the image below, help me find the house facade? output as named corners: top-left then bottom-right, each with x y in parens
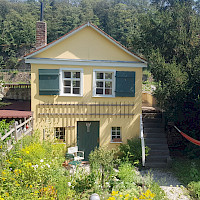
top-left (25, 22), bottom-right (147, 159)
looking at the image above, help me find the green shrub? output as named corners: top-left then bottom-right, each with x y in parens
top-left (118, 138), bottom-right (149, 166)
top-left (188, 181), bottom-right (200, 199)
top-left (148, 182), bottom-right (167, 200)
top-left (89, 147), bottom-right (117, 189)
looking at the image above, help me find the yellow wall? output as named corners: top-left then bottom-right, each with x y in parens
top-left (31, 64), bottom-right (142, 148)
top-left (30, 25), bottom-right (144, 149)
top-left (34, 26), bottom-right (140, 62)
top-left (142, 92), bottom-right (157, 107)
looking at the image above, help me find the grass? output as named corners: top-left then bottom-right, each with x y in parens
top-left (172, 157), bottom-right (200, 199)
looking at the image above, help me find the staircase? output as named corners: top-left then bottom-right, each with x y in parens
top-left (143, 109), bottom-right (171, 168)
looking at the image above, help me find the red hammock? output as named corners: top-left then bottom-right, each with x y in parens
top-left (174, 126), bottom-right (200, 146)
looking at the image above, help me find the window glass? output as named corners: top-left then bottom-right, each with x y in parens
top-left (97, 73), bottom-right (104, 79)
top-left (64, 72), bottom-right (71, 78)
top-left (105, 73), bottom-right (112, 79)
top-left (62, 70), bottom-right (81, 95)
top-left (95, 71), bottom-right (114, 96)
top-left (54, 127), bottom-right (65, 142)
top-left (111, 127), bottom-right (121, 142)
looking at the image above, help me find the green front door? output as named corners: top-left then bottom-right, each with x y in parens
top-left (77, 121), bottom-right (99, 161)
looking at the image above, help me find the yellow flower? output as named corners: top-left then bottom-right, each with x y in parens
top-left (27, 163), bottom-right (32, 167)
top-left (111, 191), bottom-right (119, 196)
top-left (26, 150), bottom-right (30, 154)
top-left (5, 193), bottom-right (9, 197)
top-left (0, 197), bottom-right (4, 200)
top-left (2, 178), bottom-right (6, 181)
top-left (19, 158), bottom-right (22, 162)
top-left (133, 198), bottom-right (138, 200)
top-left (125, 194), bottom-right (130, 197)
top-left (119, 194), bottom-right (123, 197)
top-left (0, 145), bottom-right (2, 149)
top-left (2, 171), bottom-right (6, 176)
top-left (107, 197), bottom-right (115, 200)
top-left (6, 160), bottom-right (12, 164)
top-left (30, 185), bottom-right (33, 188)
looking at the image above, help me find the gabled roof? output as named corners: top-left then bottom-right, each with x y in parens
top-left (25, 22), bottom-right (147, 64)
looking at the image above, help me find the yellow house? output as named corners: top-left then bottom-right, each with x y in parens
top-left (25, 22), bottom-right (147, 160)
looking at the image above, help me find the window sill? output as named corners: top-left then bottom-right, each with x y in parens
top-left (59, 94), bottom-right (83, 97)
top-left (110, 141), bottom-right (122, 144)
top-left (93, 95), bottom-right (115, 98)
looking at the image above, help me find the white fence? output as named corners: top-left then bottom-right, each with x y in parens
top-left (0, 117), bottom-right (33, 151)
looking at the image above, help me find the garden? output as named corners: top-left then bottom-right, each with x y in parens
top-left (0, 127), bottom-right (166, 200)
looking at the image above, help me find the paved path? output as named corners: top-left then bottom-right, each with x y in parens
top-left (140, 169), bottom-right (191, 200)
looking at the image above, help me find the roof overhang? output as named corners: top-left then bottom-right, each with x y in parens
top-left (25, 58), bottom-right (147, 68)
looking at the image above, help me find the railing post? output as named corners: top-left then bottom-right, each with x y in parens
top-left (14, 121), bottom-right (18, 142)
top-left (140, 114), bottom-right (145, 167)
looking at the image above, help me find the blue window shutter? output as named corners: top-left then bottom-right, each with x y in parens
top-left (39, 69), bottom-right (60, 95)
top-left (115, 71), bottom-right (135, 97)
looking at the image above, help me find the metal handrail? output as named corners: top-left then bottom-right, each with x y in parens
top-left (140, 114), bottom-right (145, 166)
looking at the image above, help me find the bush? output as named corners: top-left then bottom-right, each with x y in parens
top-left (89, 147), bottom-right (117, 189)
top-left (188, 181), bottom-right (200, 199)
top-left (118, 138), bottom-right (149, 166)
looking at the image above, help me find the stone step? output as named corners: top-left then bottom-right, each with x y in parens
top-left (143, 118), bottom-right (163, 123)
top-left (146, 144), bottom-right (169, 150)
top-left (144, 127), bottom-right (165, 133)
top-left (142, 113), bottom-right (162, 119)
top-left (143, 123), bottom-right (164, 128)
top-left (145, 162), bottom-right (167, 168)
top-left (146, 155), bottom-right (168, 162)
top-left (144, 132), bottom-right (166, 138)
top-left (148, 149), bottom-right (170, 156)
top-left (145, 138), bottom-right (168, 144)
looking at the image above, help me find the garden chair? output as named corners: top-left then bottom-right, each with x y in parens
top-left (67, 146), bottom-right (84, 162)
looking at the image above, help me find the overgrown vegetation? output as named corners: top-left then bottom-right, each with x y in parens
top-left (118, 138), bottom-right (150, 166)
top-left (172, 158), bottom-right (200, 199)
top-left (0, 132), bottom-right (166, 199)
top-left (0, 120), bottom-right (14, 137)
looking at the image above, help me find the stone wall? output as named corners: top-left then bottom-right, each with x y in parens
top-left (0, 72), bottom-right (30, 83)
top-left (2, 84), bottom-right (31, 101)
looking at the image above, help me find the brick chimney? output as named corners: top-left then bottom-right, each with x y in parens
top-left (36, 21), bottom-right (47, 49)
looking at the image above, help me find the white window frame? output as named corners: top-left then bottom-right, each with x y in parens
top-left (60, 68), bottom-right (83, 96)
top-left (110, 127), bottom-right (122, 143)
top-left (93, 69), bottom-right (116, 97)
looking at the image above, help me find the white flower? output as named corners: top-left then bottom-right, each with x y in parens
top-left (68, 182), bottom-right (71, 187)
top-left (46, 164), bottom-right (50, 168)
top-left (40, 159), bottom-right (44, 163)
top-left (32, 164), bottom-right (39, 169)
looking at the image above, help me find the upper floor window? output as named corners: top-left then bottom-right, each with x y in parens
top-left (93, 70), bottom-right (115, 97)
top-left (60, 68), bottom-right (83, 96)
